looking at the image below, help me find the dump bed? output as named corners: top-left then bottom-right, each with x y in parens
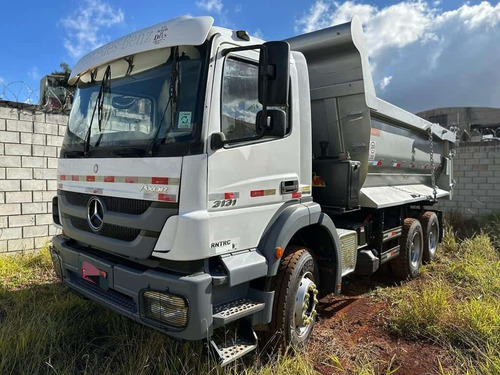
top-left (286, 16), bottom-right (455, 209)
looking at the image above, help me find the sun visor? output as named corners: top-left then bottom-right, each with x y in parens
top-left (69, 16), bottom-right (214, 85)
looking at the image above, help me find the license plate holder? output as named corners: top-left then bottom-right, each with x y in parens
top-left (79, 254), bottom-right (114, 291)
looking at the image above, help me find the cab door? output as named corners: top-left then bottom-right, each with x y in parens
top-left (206, 45), bottom-right (301, 256)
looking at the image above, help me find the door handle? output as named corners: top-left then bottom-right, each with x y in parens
top-left (281, 180), bottom-right (299, 194)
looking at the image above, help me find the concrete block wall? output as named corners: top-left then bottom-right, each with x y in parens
top-left (438, 141), bottom-right (500, 216)
top-left (1, 98), bottom-right (498, 252)
top-left (0, 101), bottom-right (68, 253)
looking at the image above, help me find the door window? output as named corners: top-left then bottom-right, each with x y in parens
top-left (221, 58), bottom-right (262, 141)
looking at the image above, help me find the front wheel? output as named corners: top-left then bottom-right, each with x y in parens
top-left (267, 246), bottom-right (319, 348)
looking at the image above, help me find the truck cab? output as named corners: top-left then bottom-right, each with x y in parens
top-left (50, 15), bottom-right (455, 365)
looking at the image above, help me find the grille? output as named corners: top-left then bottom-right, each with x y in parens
top-left (69, 271), bottom-right (137, 313)
top-left (62, 191), bottom-right (152, 215)
top-left (70, 217), bottom-right (140, 242)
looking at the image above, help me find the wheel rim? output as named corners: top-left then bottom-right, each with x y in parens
top-left (294, 271), bottom-right (318, 337)
top-left (410, 231), bottom-right (422, 269)
top-left (428, 221), bottom-right (438, 256)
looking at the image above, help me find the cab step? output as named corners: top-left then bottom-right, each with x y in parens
top-left (213, 298), bottom-right (264, 327)
top-left (210, 320), bottom-right (258, 367)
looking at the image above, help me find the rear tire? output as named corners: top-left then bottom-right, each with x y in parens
top-left (266, 246), bottom-right (319, 349)
top-left (391, 218), bottom-right (423, 280)
top-left (419, 211), bottom-right (439, 263)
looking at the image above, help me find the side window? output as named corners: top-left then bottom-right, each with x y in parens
top-left (221, 58), bottom-right (262, 141)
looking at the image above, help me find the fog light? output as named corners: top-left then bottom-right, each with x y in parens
top-left (143, 290), bottom-right (188, 328)
top-left (49, 246), bottom-right (63, 279)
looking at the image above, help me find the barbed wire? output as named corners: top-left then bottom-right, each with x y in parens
top-left (0, 80), bottom-right (73, 110)
top-left (0, 81), bottom-right (39, 104)
top-left (470, 127), bottom-right (500, 138)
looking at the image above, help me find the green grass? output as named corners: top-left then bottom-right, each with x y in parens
top-left (1, 221), bottom-right (499, 374)
top-left (0, 248), bottom-right (316, 375)
top-left (380, 228), bottom-right (500, 375)
top-left (445, 211), bottom-right (500, 250)
top-left (0, 247), bottom-right (54, 290)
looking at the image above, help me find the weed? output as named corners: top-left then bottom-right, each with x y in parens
top-left (381, 230), bottom-right (500, 375)
top-left (0, 249), bottom-right (318, 374)
top-left (1, 220), bottom-right (499, 374)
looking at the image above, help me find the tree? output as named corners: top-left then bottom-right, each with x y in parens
top-left (51, 62), bottom-right (71, 78)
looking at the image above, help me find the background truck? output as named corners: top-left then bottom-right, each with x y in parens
top-left (50, 15), bottom-right (455, 365)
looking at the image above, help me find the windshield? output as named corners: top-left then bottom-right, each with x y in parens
top-left (62, 44), bottom-right (207, 158)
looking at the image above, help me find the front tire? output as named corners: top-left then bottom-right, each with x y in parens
top-left (391, 218), bottom-right (423, 280)
top-left (267, 246), bottom-right (319, 348)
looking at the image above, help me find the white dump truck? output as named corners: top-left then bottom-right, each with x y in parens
top-left (50, 15), bottom-right (455, 365)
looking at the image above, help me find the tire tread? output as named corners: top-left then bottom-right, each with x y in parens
top-left (391, 218), bottom-right (421, 279)
top-left (419, 211), bottom-right (439, 263)
top-left (269, 246), bottom-right (306, 342)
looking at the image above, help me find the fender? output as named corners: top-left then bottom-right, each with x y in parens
top-left (257, 201), bottom-right (343, 292)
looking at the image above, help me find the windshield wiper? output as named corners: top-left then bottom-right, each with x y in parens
top-left (146, 47), bottom-right (180, 156)
top-left (94, 67), bottom-right (112, 148)
top-left (83, 65), bottom-right (111, 156)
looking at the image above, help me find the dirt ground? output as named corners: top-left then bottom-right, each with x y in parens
top-left (308, 276), bottom-right (454, 375)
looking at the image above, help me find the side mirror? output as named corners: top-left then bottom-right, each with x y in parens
top-left (258, 41), bottom-right (290, 107)
top-left (257, 109), bottom-right (286, 137)
top-left (210, 132), bottom-right (226, 150)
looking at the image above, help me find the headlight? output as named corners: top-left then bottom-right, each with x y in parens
top-left (142, 290), bottom-right (188, 328)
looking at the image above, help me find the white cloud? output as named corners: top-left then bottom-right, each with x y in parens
top-left (296, 1), bottom-right (331, 33)
top-left (196, 0), bottom-right (224, 13)
top-left (60, 0), bottom-right (125, 59)
top-left (379, 76), bottom-right (392, 90)
top-left (196, 0), bottom-right (233, 28)
top-left (27, 67), bottom-right (40, 81)
top-left (253, 28), bottom-right (265, 40)
top-left (297, 1), bottom-right (500, 112)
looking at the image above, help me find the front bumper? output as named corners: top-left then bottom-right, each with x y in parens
top-left (51, 235), bottom-right (213, 341)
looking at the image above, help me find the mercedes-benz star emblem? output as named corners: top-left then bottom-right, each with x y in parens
top-left (87, 197), bottom-right (104, 232)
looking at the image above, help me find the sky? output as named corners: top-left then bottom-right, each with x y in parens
top-left (0, 0), bottom-right (499, 112)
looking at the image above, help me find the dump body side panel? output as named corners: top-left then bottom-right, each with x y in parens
top-left (286, 16), bottom-right (455, 210)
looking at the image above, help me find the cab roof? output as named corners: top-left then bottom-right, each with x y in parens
top-left (68, 16), bottom-right (214, 85)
